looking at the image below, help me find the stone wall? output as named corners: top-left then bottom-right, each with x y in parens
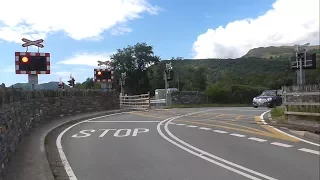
top-left (170, 91), bottom-right (208, 105)
top-left (0, 89), bottom-right (120, 176)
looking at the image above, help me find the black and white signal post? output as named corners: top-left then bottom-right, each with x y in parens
top-left (120, 72), bottom-right (127, 95)
top-left (94, 61), bottom-right (114, 91)
top-left (163, 62), bottom-right (173, 106)
top-left (291, 43), bottom-right (317, 85)
top-left (15, 38), bottom-right (50, 90)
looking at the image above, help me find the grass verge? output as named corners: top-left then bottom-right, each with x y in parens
top-left (167, 103), bottom-right (250, 108)
top-left (270, 107), bottom-right (287, 123)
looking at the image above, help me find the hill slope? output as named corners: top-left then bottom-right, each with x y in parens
top-left (11, 82), bottom-right (70, 90)
top-left (242, 45), bottom-right (319, 59)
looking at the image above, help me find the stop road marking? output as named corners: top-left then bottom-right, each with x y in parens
top-left (71, 128), bottom-right (149, 138)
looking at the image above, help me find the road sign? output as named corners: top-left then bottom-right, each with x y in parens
top-left (71, 128), bottom-right (149, 138)
top-left (94, 68), bottom-right (114, 82)
top-left (22, 38), bottom-right (44, 48)
top-left (291, 53), bottom-right (316, 70)
top-left (15, 52), bottom-right (50, 74)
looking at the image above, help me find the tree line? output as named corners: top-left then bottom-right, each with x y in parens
top-left (75, 42), bottom-right (320, 104)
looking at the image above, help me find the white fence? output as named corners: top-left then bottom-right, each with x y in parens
top-left (119, 93), bottom-right (167, 110)
top-left (282, 85), bottom-right (320, 117)
top-left (120, 93), bottom-right (151, 110)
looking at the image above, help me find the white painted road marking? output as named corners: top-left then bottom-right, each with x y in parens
top-left (230, 133), bottom-right (246, 137)
top-left (175, 124), bottom-right (186, 126)
top-left (248, 137), bottom-right (267, 142)
top-left (298, 148), bottom-right (320, 155)
top-left (157, 112), bottom-right (278, 180)
top-left (132, 128), bottom-right (149, 136)
top-left (56, 112), bottom-right (129, 180)
top-left (114, 129), bottom-right (132, 137)
top-left (87, 121), bottom-right (160, 123)
top-left (270, 142), bottom-right (293, 148)
top-left (71, 130), bottom-right (96, 138)
top-left (199, 127), bottom-right (212, 130)
top-left (260, 110), bottom-right (320, 147)
top-left (71, 128), bottom-right (150, 138)
top-left (99, 129), bottom-right (116, 137)
top-left (213, 130), bottom-right (228, 134)
top-left (187, 125), bottom-right (198, 128)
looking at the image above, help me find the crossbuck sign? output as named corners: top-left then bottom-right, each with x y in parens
top-left (22, 38), bottom-right (44, 48)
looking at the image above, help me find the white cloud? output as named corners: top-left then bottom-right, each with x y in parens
top-left (0, 0), bottom-right (159, 43)
top-left (192, 0), bottom-right (320, 59)
top-left (57, 52), bottom-right (114, 67)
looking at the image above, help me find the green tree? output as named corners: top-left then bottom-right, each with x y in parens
top-left (82, 78), bottom-right (95, 89)
top-left (110, 42), bottom-right (160, 94)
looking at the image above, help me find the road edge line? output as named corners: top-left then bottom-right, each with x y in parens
top-left (157, 117), bottom-right (262, 180)
top-left (55, 112), bottom-right (129, 180)
top-left (260, 110), bottom-right (320, 147)
top-left (164, 119), bottom-right (278, 180)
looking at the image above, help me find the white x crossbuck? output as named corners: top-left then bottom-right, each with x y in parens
top-left (22, 38), bottom-right (44, 48)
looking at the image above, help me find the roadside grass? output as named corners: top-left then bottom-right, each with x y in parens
top-left (270, 107), bottom-right (287, 123)
top-left (166, 103), bottom-right (250, 109)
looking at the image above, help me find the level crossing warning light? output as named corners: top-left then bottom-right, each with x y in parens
top-left (21, 56), bottom-right (29, 63)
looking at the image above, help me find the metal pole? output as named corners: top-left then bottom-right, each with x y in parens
top-left (299, 52), bottom-right (303, 85)
top-left (164, 70), bottom-right (168, 106)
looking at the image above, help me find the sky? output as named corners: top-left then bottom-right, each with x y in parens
top-left (0, 0), bottom-right (319, 86)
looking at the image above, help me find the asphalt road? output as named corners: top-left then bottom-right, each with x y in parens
top-left (49, 107), bottom-right (320, 180)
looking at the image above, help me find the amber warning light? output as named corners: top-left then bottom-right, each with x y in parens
top-left (98, 71), bottom-right (102, 76)
top-left (22, 56), bottom-right (29, 63)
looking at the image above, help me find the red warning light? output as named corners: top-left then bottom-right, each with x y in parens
top-left (22, 56), bottom-right (29, 63)
top-left (98, 71), bottom-right (102, 76)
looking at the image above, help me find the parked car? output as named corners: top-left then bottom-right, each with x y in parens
top-left (252, 90), bottom-right (282, 108)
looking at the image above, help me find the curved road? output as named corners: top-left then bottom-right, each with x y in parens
top-left (49, 107), bottom-right (320, 180)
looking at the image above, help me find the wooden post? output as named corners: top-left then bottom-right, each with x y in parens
top-left (148, 91), bottom-right (151, 109)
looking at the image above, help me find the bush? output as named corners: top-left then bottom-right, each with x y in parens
top-left (205, 84), bottom-right (264, 104)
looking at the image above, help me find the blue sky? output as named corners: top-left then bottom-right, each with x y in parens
top-left (0, 0), bottom-right (318, 86)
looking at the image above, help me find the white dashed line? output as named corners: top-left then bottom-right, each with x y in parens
top-left (187, 125), bottom-right (198, 128)
top-left (169, 122), bottom-right (175, 124)
top-left (270, 142), bottom-right (293, 148)
top-left (213, 130), bottom-right (228, 134)
top-left (248, 137), bottom-right (267, 142)
top-left (298, 148), bottom-right (320, 155)
top-left (199, 127), bottom-right (212, 130)
top-left (175, 124), bottom-right (186, 126)
top-left (230, 133), bottom-right (246, 137)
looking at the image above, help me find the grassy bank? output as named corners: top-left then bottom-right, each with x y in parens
top-left (270, 107), bottom-right (287, 123)
top-left (166, 103), bottom-right (250, 108)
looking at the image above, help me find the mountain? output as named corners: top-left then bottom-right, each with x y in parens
top-left (11, 81), bottom-right (70, 90)
top-left (242, 45), bottom-right (319, 59)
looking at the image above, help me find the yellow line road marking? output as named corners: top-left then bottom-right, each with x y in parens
top-left (128, 112), bottom-right (167, 119)
top-left (175, 119), bottom-right (299, 142)
top-left (232, 115), bottom-right (253, 121)
top-left (254, 116), bottom-right (299, 142)
top-left (197, 119), bottom-right (266, 134)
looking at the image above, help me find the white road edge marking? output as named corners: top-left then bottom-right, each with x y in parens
top-left (157, 110), bottom-right (278, 180)
top-left (175, 123), bottom-right (186, 126)
top-left (260, 110), bottom-right (320, 147)
top-left (56, 112), bottom-right (128, 180)
top-left (187, 125), bottom-right (198, 128)
top-left (248, 137), bottom-right (267, 142)
top-left (298, 148), bottom-right (320, 155)
top-left (230, 133), bottom-right (246, 137)
top-left (213, 130), bottom-right (228, 134)
top-left (270, 142), bottom-right (293, 148)
top-left (199, 127), bottom-right (212, 130)
top-left (86, 121), bottom-right (160, 123)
